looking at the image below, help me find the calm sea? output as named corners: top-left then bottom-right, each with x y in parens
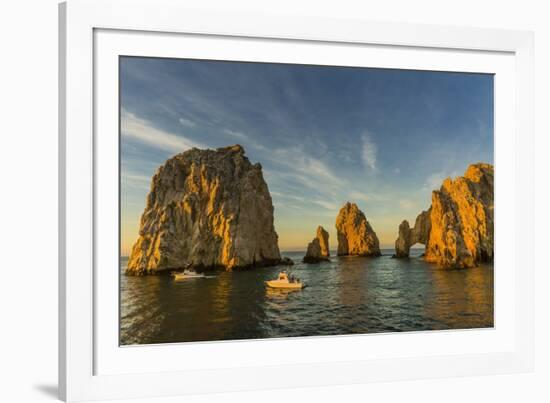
top-left (120, 249), bottom-right (493, 345)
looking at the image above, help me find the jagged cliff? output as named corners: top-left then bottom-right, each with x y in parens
top-left (303, 226), bottom-right (330, 263)
top-left (336, 202), bottom-right (381, 257)
top-left (394, 163), bottom-right (494, 268)
top-left (126, 145), bottom-right (284, 275)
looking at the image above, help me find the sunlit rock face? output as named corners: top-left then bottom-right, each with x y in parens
top-left (394, 210), bottom-right (431, 258)
top-left (394, 163), bottom-right (494, 269)
top-left (426, 163), bottom-right (494, 268)
top-left (335, 202), bottom-right (381, 257)
top-left (303, 226), bottom-right (330, 263)
top-left (126, 145), bottom-right (282, 275)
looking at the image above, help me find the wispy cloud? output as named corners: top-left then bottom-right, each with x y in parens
top-left (423, 170), bottom-right (460, 191)
top-left (312, 200), bottom-right (339, 210)
top-left (123, 173), bottom-right (150, 183)
top-left (222, 129), bottom-right (268, 151)
top-left (264, 147), bottom-right (344, 214)
top-left (178, 117), bottom-right (196, 128)
top-left (271, 147), bottom-right (341, 190)
top-left (271, 191), bottom-right (306, 202)
top-left (348, 191), bottom-right (370, 203)
top-left (120, 57), bottom-right (494, 252)
top-left (223, 129), bottom-right (247, 141)
top-left (361, 132), bottom-right (377, 171)
top-left (122, 109), bottom-right (205, 153)
top-left (121, 173), bottom-right (152, 190)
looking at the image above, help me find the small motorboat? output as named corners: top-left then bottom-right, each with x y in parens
top-left (172, 269), bottom-right (205, 280)
top-left (265, 271), bottom-right (304, 290)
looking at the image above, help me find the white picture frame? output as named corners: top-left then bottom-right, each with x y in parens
top-left (59, 0), bottom-right (534, 401)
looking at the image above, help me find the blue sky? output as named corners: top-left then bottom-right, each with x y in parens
top-left (120, 56), bottom-right (493, 254)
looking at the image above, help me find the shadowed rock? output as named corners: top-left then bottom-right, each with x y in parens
top-left (303, 226), bottom-right (330, 263)
top-left (126, 145), bottom-right (283, 275)
top-left (335, 202), bottom-right (381, 257)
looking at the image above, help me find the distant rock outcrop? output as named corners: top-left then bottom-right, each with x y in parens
top-left (126, 145), bottom-right (284, 275)
top-left (394, 221), bottom-right (412, 258)
top-left (394, 163), bottom-right (494, 269)
top-left (335, 202), bottom-right (381, 257)
top-left (394, 210), bottom-right (431, 258)
top-left (303, 226), bottom-right (330, 263)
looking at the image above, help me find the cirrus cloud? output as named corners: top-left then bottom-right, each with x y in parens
top-left (361, 132), bottom-right (377, 171)
top-left (122, 109), bottom-right (205, 153)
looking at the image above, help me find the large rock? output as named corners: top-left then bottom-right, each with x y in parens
top-left (394, 163), bottom-right (493, 268)
top-left (303, 226), bottom-right (330, 263)
top-left (335, 202), bottom-right (381, 256)
top-left (126, 145), bottom-right (283, 275)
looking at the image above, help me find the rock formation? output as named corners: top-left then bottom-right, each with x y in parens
top-left (394, 221), bottom-right (412, 258)
top-left (394, 210), bottom-right (431, 258)
top-left (394, 163), bottom-right (494, 269)
top-left (335, 202), bottom-right (381, 256)
top-left (303, 226), bottom-right (330, 263)
top-left (126, 145), bottom-right (285, 275)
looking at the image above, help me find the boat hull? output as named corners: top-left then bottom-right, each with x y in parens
top-left (265, 280), bottom-right (304, 289)
top-left (172, 273), bottom-right (205, 280)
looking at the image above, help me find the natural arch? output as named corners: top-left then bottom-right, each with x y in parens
top-left (394, 209), bottom-right (431, 258)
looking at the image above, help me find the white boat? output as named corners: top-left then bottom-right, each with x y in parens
top-left (265, 271), bottom-right (304, 290)
top-left (172, 269), bottom-right (205, 280)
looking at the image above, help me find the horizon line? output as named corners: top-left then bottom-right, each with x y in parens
top-left (119, 245), bottom-right (426, 259)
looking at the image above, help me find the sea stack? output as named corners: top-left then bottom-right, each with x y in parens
top-left (335, 202), bottom-right (381, 257)
top-left (394, 163), bottom-right (494, 269)
top-left (126, 145), bottom-right (283, 275)
top-left (303, 226), bottom-right (330, 263)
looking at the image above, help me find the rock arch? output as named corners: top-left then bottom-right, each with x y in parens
top-left (394, 210), bottom-right (431, 257)
top-left (394, 163), bottom-right (494, 268)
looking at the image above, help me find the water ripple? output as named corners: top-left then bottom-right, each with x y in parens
top-left (120, 250), bottom-right (494, 345)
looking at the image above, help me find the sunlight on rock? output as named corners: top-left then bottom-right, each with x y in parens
top-left (335, 202), bottom-right (381, 257)
top-left (394, 163), bottom-right (493, 269)
top-left (127, 145), bottom-right (285, 274)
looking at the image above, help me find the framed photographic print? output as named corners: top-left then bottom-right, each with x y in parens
top-left (59, 0), bottom-right (534, 401)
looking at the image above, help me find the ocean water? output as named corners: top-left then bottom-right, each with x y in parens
top-left (120, 249), bottom-right (493, 345)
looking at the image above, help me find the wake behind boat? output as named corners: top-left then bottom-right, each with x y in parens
top-left (265, 271), bottom-right (305, 290)
top-left (172, 269), bottom-right (205, 280)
